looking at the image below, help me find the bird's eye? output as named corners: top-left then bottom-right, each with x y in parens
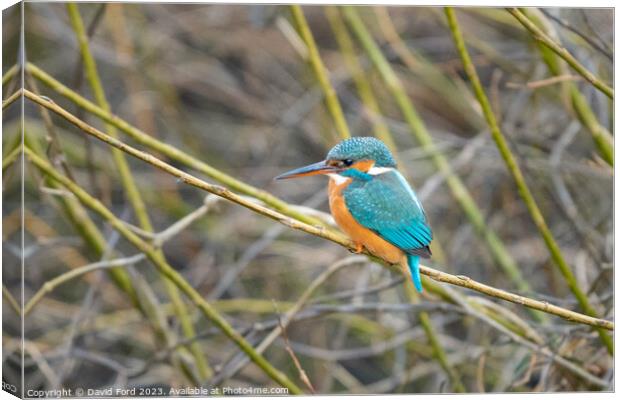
top-left (342, 159), bottom-right (354, 167)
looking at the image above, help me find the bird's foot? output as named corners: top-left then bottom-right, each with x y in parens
top-left (349, 243), bottom-right (364, 254)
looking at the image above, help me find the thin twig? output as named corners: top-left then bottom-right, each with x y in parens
top-left (2, 64), bottom-right (18, 86)
top-left (152, 195), bottom-right (220, 247)
top-left (476, 352), bottom-right (486, 392)
top-left (25, 70), bottom-right (77, 182)
top-left (540, 9), bottom-right (612, 61)
top-left (2, 89), bottom-right (21, 109)
top-left (24, 254), bottom-right (146, 316)
top-left (2, 144), bottom-right (22, 173)
top-left (3, 285), bottom-right (21, 316)
top-left (505, 74), bottom-right (582, 89)
top-left (511, 353), bottom-right (537, 388)
top-left (579, 10), bottom-right (612, 54)
top-left (276, 16), bottom-right (308, 60)
top-left (274, 302), bottom-right (316, 394)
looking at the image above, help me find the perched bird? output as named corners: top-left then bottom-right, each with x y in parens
top-left (275, 137), bottom-right (432, 292)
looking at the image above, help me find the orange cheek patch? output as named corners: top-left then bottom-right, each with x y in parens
top-left (351, 159), bottom-right (374, 172)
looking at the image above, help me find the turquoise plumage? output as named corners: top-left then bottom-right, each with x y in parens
top-left (344, 169), bottom-right (432, 291)
top-left (407, 255), bottom-right (423, 292)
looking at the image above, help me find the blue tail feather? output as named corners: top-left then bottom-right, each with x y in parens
top-left (407, 254), bottom-right (423, 292)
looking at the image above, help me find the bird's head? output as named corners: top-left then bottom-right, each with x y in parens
top-left (275, 137), bottom-right (396, 180)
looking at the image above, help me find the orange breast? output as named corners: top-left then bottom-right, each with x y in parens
top-left (328, 178), bottom-right (404, 265)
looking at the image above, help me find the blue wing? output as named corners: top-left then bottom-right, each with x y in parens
top-left (344, 169), bottom-right (432, 257)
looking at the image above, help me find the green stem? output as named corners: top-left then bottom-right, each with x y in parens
top-left (2, 143), bottom-right (21, 172)
top-left (444, 6), bottom-right (612, 355)
top-left (3, 285), bottom-right (21, 316)
top-left (2, 64), bottom-right (18, 86)
top-left (290, 5), bottom-right (350, 140)
top-left (3, 89), bottom-right (21, 109)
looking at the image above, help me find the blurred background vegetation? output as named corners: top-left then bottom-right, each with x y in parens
top-left (2, 3), bottom-right (613, 395)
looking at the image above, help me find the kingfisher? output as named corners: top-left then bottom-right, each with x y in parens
top-left (275, 137), bottom-right (432, 292)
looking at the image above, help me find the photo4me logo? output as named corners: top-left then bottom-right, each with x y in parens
top-left (222, 386), bottom-right (289, 395)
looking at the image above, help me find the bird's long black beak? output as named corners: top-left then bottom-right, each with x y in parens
top-left (274, 160), bottom-right (337, 180)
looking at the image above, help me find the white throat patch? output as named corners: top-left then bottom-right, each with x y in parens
top-left (368, 167), bottom-right (393, 175)
top-left (328, 173), bottom-right (350, 186)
